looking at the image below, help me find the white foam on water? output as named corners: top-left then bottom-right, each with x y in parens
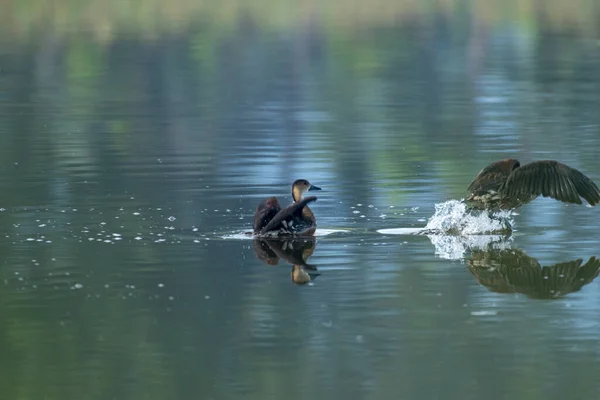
top-left (220, 231), bottom-right (254, 240)
top-left (470, 310), bottom-right (499, 316)
top-left (423, 200), bottom-right (514, 235)
top-left (376, 227), bottom-right (423, 235)
top-left (314, 228), bottom-right (349, 236)
top-left (427, 234), bottom-right (513, 260)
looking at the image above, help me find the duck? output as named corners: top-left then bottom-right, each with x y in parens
top-left (465, 159), bottom-right (600, 211)
top-left (253, 179), bottom-right (322, 236)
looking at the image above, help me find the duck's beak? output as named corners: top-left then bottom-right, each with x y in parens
top-left (309, 184), bottom-right (322, 191)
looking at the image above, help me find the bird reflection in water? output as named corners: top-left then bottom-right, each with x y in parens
top-left (468, 249), bottom-right (600, 299)
top-left (253, 238), bottom-right (320, 285)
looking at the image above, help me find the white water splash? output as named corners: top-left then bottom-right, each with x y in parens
top-left (220, 232), bottom-right (254, 240)
top-left (423, 200), bottom-right (514, 235)
top-left (427, 233), bottom-right (513, 260)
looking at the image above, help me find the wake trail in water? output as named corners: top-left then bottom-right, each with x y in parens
top-left (377, 200), bottom-right (515, 236)
top-left (220, 228), bottom-right (349, 240)
top-left (376, 200), bottom-right (516, 259)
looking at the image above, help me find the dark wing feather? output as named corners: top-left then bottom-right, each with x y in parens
top-left (506, 257), bottom-right (600, 299)
top-left (501, 161), bottom-right (600, 206)
top-left (260, 196), bottom-right (317, 233)
top-left (574, 256), bottom-right (600, 287)
top-left (467, 161), bottom-right (515, 194)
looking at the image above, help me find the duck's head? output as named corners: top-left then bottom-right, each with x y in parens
top-left (291, 265), bottom-right (320, 284)
top-left (292, 179), bottom-right (321, 202)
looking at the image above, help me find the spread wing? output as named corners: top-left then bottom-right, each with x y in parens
top-left (504, 257), bottom-right (600, 299)
top-left (259, 196), bottom-right (317, 234)
top-left (501, 161), bottom-right (600, 205)
top-left (469, 250), bottom-right (600, 299)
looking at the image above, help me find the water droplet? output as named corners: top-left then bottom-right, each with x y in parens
top-left (471, 310), bottom-right (498, 316)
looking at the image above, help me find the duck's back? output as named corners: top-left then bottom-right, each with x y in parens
top-left (259, 196), bottom-right (318, 236)
top-left (253, 197), bottom-right (281, 233)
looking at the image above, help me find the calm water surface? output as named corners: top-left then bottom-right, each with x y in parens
top-left (1, 1), bottom-right (600, 399)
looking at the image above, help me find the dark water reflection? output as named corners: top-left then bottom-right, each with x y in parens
top-left (468, 248), bottom-right (600, 299)
top-left (253, 238), bottom-right (320, 284)
top-left (2, 0), bottom-right (600, 399)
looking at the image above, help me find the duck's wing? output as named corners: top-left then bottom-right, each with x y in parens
top-left (253, 197), bottom-right (282, 233)
top-left (504, 257), bottom-right (600, 299)
top-left (259, 196), bottom-right (317, 234)
top-left (573, 256), bottom-right (600, 288)
top-left (501, 161), bottom-right (600, 205)
top-left (467, 161), bottom-right (515, 194)
top-left (469, 249), bottom-right (600, 299)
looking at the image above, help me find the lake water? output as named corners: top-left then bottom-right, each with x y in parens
top-left (1, 1), bottom-right (600, 399)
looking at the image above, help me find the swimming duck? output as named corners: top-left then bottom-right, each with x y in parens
top-left (465, 159), bottom-right (600, 211)
top-left (253, 179), bottom-right (321, 236)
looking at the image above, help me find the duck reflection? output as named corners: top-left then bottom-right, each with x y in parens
top-left (468, 249), bottom-right (600, 299)
top-left (253, 238), bottom-right (320, 285)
